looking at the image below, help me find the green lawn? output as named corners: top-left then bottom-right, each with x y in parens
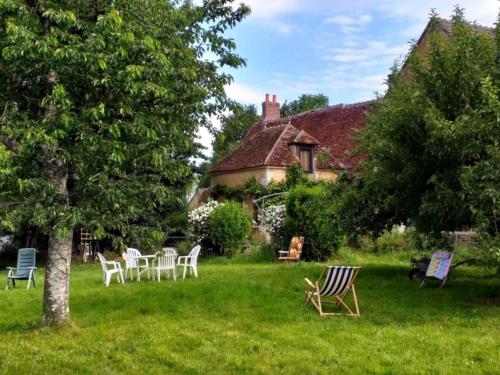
top-left (0, 252), bottom-right (498, 374)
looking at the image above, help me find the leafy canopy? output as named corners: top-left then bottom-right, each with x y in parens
top-left (0, 0), bottom-right (250, 247)
top-left (197, 101), bottom-right (259, 187)
top-left (280, 93), bottom-right (329, 117)
top-left (359, 8), bottom-right (499, 236)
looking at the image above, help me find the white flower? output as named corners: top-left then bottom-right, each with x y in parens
top-left (188, 199), bottom-right (221, 242)
top-left (258, 204), bottom-right (286, 237)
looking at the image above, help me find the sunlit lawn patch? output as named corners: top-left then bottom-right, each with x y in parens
top-left (0, 252), bottom-right (498, 374)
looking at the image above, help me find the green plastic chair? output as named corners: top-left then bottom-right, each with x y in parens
top-left (5, 248), bottom-right (37, 290)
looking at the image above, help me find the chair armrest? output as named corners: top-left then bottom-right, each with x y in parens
top-left (7, 267), bottom-right (16, 270)
top-left (304, 278), bottom-right (316, 288)
top-left (278, 251), bottom-right (289, 254)
top-left (27, 267), bottom-right (37, 270)
top-left (106, 261), bottom-right (121, 269)
top-left (177, 256), bottom-right (191, 265)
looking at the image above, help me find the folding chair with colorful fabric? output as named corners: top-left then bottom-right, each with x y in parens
top-left (420, 251), bottom-right (454, 288)
top-left (304, 266), bottom-right (361, 317)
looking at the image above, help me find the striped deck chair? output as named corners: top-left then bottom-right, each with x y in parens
top-left (420, 251), bottom-right (454, 288)
top-left (304, 266), bottom-right (361, 317)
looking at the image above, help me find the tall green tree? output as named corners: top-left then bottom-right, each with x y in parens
top-left (358, 9), bottom-right (499, 236)
top-left (0, 0), bottom-right (249, 325)
top-left (280, 93), bottom-right (329, 117)
top-left (212, 102), bottom-right (258, 164)
top-left (197, 101), bottom-right (258, 187)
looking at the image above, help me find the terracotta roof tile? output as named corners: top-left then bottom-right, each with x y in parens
top-left (291, 130), bottom-right (320, 145)
top-left (212, 101), bottom-right (372, 172)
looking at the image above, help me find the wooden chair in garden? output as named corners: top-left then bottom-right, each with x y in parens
top-left (278, 236), bottom-right (304, 262)
top-left (5, 248), bottom-right (37, 290)
top-left (304, 266), bottom-right (361, 317)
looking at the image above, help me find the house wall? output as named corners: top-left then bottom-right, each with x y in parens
top-left (211, 167), bottom-right (338, 188)
top-left (315, 170), bottom-right (338, 182)
top-left (211, 167), bottom-right (271, 188)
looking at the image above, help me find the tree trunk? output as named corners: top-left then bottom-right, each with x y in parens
top-left (42, 166), bottom-right (73, 325)
top-left (42, 228), bottom-right (73, 325)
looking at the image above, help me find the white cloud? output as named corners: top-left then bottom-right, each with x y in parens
top-left (225, 82), bottom-right (264, 105)
top-left (324, 41), bottom-right (409, 64)
top-left (324, 14), bottom-right (372, 26)
top-left (323, 14), bottom-right (372, 34)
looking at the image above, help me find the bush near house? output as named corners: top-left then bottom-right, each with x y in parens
top-left (209, 202), bottom-right (252, 256)
top-left (284, 184), bottom-right (342, 261)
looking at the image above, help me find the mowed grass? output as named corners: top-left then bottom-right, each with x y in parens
top-left (0, 252), bottom-right (498, 374)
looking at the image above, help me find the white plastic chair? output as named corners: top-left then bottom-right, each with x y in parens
top-left (177, 245), bottom-right (201, 279)
top-left (122, 248), bottom-right (150, 281)
top-left (97, 252), bottom-right (125, 287)
top-left (162, 247), bottom-right (178, 257)
top-left (154, 253), bottom-right (176, 281)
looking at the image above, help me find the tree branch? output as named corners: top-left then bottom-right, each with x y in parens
top-left (0, 135), bottom-right (20, 153)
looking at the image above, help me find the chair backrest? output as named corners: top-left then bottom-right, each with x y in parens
top-left (162, 247), bottom-right (178, 257)
top-left (16, 248), bottom-right (36, 277)
top-left (319, 266), bottom-right (359, 296)
top-left (96, 252), bottom-right (108, 272)
top-left (123, 248), bottom-right (141, 268)
top-left (157, 254), bottom-right (176, 269)
top-left (289, 236), bottom-right (304, 259)
top-left (189, 245), bottom-right (201, 267)
top-left (426, 252), bottom-right (454, 280)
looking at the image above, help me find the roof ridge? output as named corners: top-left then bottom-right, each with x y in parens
top-left (263, 124), bottom-right (297, 165)
top-left (264, 100), bottom-right (374, 127)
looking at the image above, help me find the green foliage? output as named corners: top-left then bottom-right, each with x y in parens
top-left (478, 235), bottom-right (500, 274)
top-left (284, 164), bottom-right (309, 188)
top-left (198, 102), bottom-right (259, 187)
top-left (209, 201), bottom-right (252, 256)
top-left (280, 93), bottom-right (329, 117)
top-left (364, 227), bottom-right (417, 253)
top-left (330, 174), bottom-right (394, 245)
top-left (359, 10), bottom-right (499, 236)
top-left (0, 0), bottom-right (250, 247)
top-left (212, 103), bottom-right (259, 164)
top-left (284, 184), bottom-right (342, 261)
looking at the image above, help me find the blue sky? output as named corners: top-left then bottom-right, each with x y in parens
top-left (198, 0), bottom-right (498, 156)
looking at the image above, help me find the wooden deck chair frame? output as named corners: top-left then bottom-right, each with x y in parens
top-left (278, 236), bottom-right (304, 262)
top-left (304, 266), bottom-right (361, 317)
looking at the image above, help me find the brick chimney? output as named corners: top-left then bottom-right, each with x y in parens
top-left (262, 94), bottom-right (280, 121)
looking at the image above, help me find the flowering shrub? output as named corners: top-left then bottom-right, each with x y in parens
top-left (188, 199), bottom-right (219, 242)
top-left (258, 204), bottom-right (286, 237)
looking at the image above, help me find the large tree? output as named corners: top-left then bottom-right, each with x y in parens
top-left (197, 101), bottom-right (258, 187)
top-left (0, 0), bottom-right (249, 324)
top-left (280, 93), bottom-right (329, 117)
top-left (358, 9), bottom-right (499, 236)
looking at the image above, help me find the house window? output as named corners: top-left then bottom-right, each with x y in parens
top-left (299, 147), bottom-right (313, 173)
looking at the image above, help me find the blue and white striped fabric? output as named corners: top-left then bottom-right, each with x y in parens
top-left (319, 266), bottom-right (356, 296)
